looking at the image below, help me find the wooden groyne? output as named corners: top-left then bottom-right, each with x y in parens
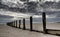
top-left (7, 12), bottom-right (60, 36)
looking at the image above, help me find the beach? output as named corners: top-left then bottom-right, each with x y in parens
top-left (0, 23), bottom-right (60, 37)
top-left (11, 22), bottom-right (60, 35)
top-left (0, 0), bottom-right (60, 37)
top-left (0, 9), bottom-right (60, 37)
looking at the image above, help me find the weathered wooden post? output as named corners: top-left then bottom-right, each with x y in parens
top-left (13, 21), bottom-right (15, 27)
top-left (30, 16), bottom-right (33, 31)
top-left (16, 20), bottom-right (17, 28)
top-left (23, 18), bottom-right (26, 30)
top-left (7, 22), bottom-right (12, 26)
top-left (12, 22), bottom-right (14, 27)
top-left (42, 12), bottom-right (47, 33)
top-left (10, 22), bottom-right (12, 26)
top-left (19, 20), bottom-right (21, 29)
top-left (8, 22), bottom-right (11, 26)
top-left (7, 22), bottom-right (9, 26)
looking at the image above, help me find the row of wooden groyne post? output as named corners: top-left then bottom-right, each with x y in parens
top-left (7, 12), bottom-right (47, 34)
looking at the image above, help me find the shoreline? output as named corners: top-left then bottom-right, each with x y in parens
top-left (0, 23), bottom-right (59, 37)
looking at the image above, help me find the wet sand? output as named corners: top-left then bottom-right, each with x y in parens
top-left (17, 23), bottom-right (60, 34)
top-left (0, 23), bottom-right (60, 37)
top-left (17, 23), bottom-right (60, 31)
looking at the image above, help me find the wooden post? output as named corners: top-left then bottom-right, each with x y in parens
top-left (19, 20), bottom-right (21, 29)
top-left (30, 16), bottom-right (33, 31)
top-left (8, 22), bottom-right (11, 26)
top-left (12, 22), bottom-right (14, 27)
top-left (42, 12), bottom-right (47, 33)
top-left (12, 21), bottom-right (13, 27)
top-left (10, 22), bottom-right (12, 26)
top-left (7, 22), bottom-right (9, 26)
top-left (23, 18), bottom-right (26, 30)
top-left (14, 21), bottom-right (15, 27)
top-left (16, 20), bottom-right (17, 28)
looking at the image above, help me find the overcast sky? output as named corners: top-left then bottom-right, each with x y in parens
top-left (45, 0), bottom-right (59, 1)
top-left (30, 0), bottom-right (60, 2)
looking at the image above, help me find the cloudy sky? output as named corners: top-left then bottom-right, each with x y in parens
top-left (30, 0), bottom-right (60, 2)
top-left (45, 0), bottom-right (60, 1)
top-left (2, 0), bottom-right (60, 1)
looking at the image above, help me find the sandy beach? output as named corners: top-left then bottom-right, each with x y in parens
top-left (0, 23), bottom-right (60, 37)
top-left (17, 23), bottom-right (60, 31)
top-left (7, 22), bottom-right (60, 36)
top-left (16, 22), bottom-right (60, 34)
